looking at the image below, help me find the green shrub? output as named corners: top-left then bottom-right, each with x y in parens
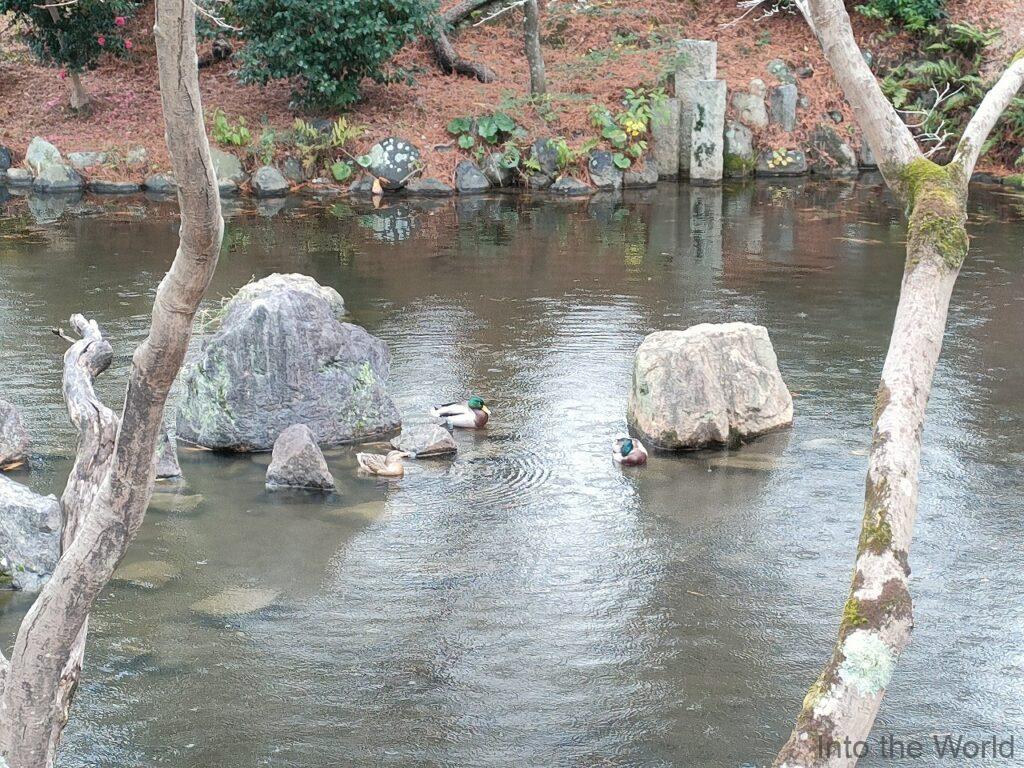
top-left (0, 0), bottom-right (137, 72)
top-left (233, 0), bottom-right (437, 108)
top-left (856, 0), bottom-right (945, 32)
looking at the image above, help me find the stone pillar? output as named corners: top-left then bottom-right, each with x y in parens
top-left (768, 83), bottom-right (798, 132)
top-left (651, 97), bottom-right (681, 179)
top-left (689, 80), bottom-right (727, 184)
top-left (673, 39), bottom-right (717, 177)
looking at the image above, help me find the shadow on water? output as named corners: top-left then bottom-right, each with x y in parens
top-left (1, 178), bottom-right (1023, 766)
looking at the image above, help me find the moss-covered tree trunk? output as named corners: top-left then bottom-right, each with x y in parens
top-left (774, 2), bottom-right (1024, 766)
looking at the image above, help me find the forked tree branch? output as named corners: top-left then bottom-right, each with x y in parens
top-left (953, 53), bottom-right (1024, 180)
top-left (0, 0), bottom-right (223, 765)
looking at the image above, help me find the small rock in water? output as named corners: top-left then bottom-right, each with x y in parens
top-left (391, 425), bottom-right (457, 457)
top-left (148, 492), bottom-right (204, 515)
top-left (588, 150), bottom-right (623, 190)
top-left (210, 147), bottom-right (245, 184)
top-left (0, 475), bottom-right (60, 591)
top-left (251, 165), bottom-right (289, 198)
top-left (191, 587), bottom-right (279, 618)
top-left (114, 559), bottom-right (180, 589)
top-left (0, 399), bottom-right (31, 470)
top-left (404, 177), bottom-right (454, 197)
top-left (549, 176), bottom-right (593, 196)
top-left (708, 453), bottom-right (792, 472)
top-left (5, 168), bottom-right (32, 186)
top-left (154, 426), bottom-right (183, 479)
top-left (623, 162), bottom-right (659, 188)
top-left (266, 424), bottom-right (336, 490)
top-left (454, 160), bottom-right (490, 195)
top-left (481, 152), bottom-right (514, 187)
top-left (143, 174), bottom-right (177, 194)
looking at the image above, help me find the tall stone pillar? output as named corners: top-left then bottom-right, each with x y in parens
top-left (651, 97), bottom-right (681, 179)
top-left (689, 80), bottom-right (727, 184)
top-left (673, 39), bottom-right (717, 177)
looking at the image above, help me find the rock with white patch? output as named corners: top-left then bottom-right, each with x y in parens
top-left (365, 137), bottom-right (422, 190)
top-left (627, 323), bottom-right (793, 450)
top-left (390, 424), bottom-right (457, 457)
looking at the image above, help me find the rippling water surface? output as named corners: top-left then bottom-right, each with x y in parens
top-left (1, 179), bottom-right (1024, 766)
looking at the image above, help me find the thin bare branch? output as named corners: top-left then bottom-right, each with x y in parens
top-left (953, 53), bottom-right (1024, 180)
top-left (472, 0), bottom-right (527, 26)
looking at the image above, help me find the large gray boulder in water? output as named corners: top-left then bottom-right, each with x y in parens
top-left (177, 273), bottom-right (401, 451)
top-left (0, 475), bottom-right (60, 591)
top-left (266, 424), bottom-right (335, 489)
top-left (0, 399), bottom-right (30, 470)
top-left (627, 323), bottom-right (793, 450)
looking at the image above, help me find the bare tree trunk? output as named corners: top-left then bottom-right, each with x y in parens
top-left (429, 0), bottom-right (497, 82)
top-left (773, 3), bottom-right (1024, 766)
top-left (523, 0), bottom-right (546, 97)
top-left (44, 6), bottom-right (90, 111)
top-left (0, 1), bottom-right (223, 766)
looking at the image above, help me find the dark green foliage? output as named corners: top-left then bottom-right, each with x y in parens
top-left (233, 0), bottom-right (437, 108)
top-left (880, 23), bottom-right (1024, 165)
top-left (0, 0), bottom-right (136, 72)
top-left (856, 0), bottom-right (945, 32)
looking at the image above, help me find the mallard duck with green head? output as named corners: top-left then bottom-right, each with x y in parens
top-left (613, 436), bottom-right (648, 466)
top-left (429, 396), bottom-right (490, 429)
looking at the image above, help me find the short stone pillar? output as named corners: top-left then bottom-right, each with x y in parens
top-left (673, 39), bottom-right (717, 177)
top-left (689, 80), bottom-right (727, 184)
top-left (768, 83), bottom-right (798, 132)
top-left (651, 97), bottom-right (681, 179)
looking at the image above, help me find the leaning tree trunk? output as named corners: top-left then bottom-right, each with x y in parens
top-left (523, 0), bottom-right (546, 97)
top-left (0, 1), bottom-right (223, 766)
top-left (773, 2), bottom-right (1024, 766)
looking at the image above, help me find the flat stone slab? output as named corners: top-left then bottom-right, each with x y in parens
top-left (391, 425), bottom-right (457, 457)
top-left (191, 587), bottom-right (279, 618)
top-left (88, 180), bottom-right (142, 194)
top-left (114, 559), bottom-right (181, 589)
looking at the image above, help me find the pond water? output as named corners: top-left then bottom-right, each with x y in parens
top-left (1, 179), bottom-right (1023, 767)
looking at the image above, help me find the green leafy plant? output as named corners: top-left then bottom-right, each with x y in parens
top-left (855, 0), bottom-right (944, 32)
top-left (879, 22), bottom-right (1022, 164)
top-left (211, 108), bottom-right (252, 147)
top-left (233, 0), bottom-right (436, 108)
top-left (446, 111), bottom-right (521, 152)
top-left (588, 87), bottom-right (665, 169)
top-left (290, 116), bottom-right (365, 177)
top-left (252, 128), bottom-right (277, 165)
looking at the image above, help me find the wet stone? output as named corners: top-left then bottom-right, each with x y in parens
top-left (454, 160), bottom-right (490, 195)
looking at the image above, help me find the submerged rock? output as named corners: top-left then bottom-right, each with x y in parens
top-left (154, 426), bottom-right (182, 479)
top-left (627, 323), bottom-right (793, 450)
top-left (549, 176), bottom-right (593, 196)
top-left (266, 424), bottom-right (335, 489)
top-left (191, 587), bottom-right (279, 617)
top-left (114, 559), bottom-right (180, 589)
top-left (0, 475), bottom-right (60, 591)
top-left (404, 177), bottom-right (454, 197)
top-left (5, 168), bottom-right (32, 186)
top-left (0, 399), bottom-right (30, 470)
top-left (391, 424), bottom-right (457, 457)
top-left (177, 273), bottom-right (401, 451)
top-left (756, 149), bottom-right (807, 176)
top-left (87, 180), bottom-right (141, 194)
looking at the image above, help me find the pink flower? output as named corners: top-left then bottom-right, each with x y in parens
top-left (114, 16), bottom-right (126, 26)
top-left (97, 35), bottom-right (106, 46)
top-left (59, 68), bottom-right (67, 80)
top-left (124, 39), bottom-right (133, 50)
